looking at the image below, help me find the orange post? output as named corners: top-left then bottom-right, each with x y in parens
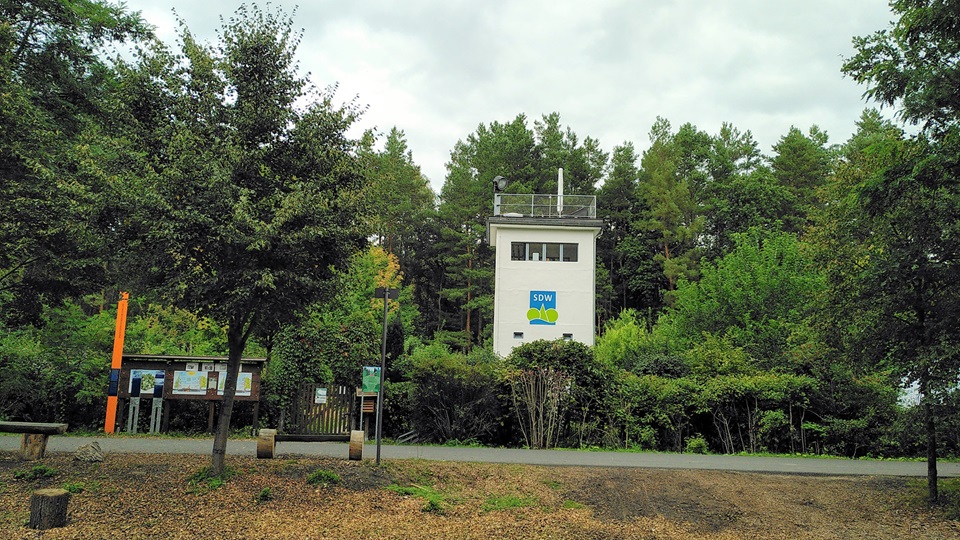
top-left (103, 292), bottom-right (129, 433)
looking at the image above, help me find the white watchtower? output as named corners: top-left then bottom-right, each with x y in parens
top-left (486, 169), bottom-right (603, 357)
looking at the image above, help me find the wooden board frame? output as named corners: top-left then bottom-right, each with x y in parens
top-left (117, 355), bottom-right (265, 402)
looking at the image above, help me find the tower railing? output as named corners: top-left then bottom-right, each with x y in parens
top-left (493, 193), bottom-right (596, 218)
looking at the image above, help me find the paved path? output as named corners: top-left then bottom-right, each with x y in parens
top-left (2, 435), bottom-right (956, 477)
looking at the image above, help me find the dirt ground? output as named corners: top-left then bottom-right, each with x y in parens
top-left (1, 451), bottom-right (958, 539)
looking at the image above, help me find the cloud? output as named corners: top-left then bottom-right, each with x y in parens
top-left (121, 0), bottom-right (895, 191)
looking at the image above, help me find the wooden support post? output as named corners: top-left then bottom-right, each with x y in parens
top-left (29, 488), bottom-right (70, 530)
top-left (257, 429), bottom-right (276, 459)
top-left (349, 430), bottom-right (364, 461)
top-left (161, 399), bottom-right (170, 433)
top-left (207, 402), bottom-right (216, 433)
top-left (21, 434), bottom-right (49, 461)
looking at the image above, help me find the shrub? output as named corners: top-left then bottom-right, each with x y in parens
top-left (685, 434), bottom-right (709, 454)
top-left (406, 342), bottom-right (505, 444)
top-left (505, 339), bottom-right (617, 448)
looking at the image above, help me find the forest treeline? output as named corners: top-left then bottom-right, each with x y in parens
top-left (3, 1), bottom-right (960, 497)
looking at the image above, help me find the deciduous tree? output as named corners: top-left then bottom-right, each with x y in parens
top-left (0, 0), bottom-right (149, 323)
top-left (132, 5), bottom-right (366, 474)
top-left (841, 2), bottom-right (960, 499)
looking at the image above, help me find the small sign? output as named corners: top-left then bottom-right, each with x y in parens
top-left (202, 363), bottom-right (215, 373)
top-left (185, 363), bottom-right (199, 371)
top-left (130, 369), bottom-right (164, 396)
top-left (362, 366), bottom-right (381, 393)
top-left (374, 287), bottom-right (399, 299)
top-left (172, 371), bottom-right (206, 395)
top-left (215, 364), bottom-right (227, 372)
top-left (314, 387), bottom-right (328, 404)
top-left (215, 372), bottom-right (253, 397)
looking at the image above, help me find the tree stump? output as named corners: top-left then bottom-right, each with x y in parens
top-left (20, 433), bottom-right (49, 461)
top-left (29, 488), bottom-right (70, 530)
top-left (349, 430), bottom-right (364, 461)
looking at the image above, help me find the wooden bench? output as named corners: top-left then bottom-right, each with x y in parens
top-left (0, 421), bottom-right (68, 460)
top-left (257, 429), bottom-right (363, 460)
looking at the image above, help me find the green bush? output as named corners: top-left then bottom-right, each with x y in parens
top-left (505, 339), bottom-right (617, 448)
top-left (685, 434), bottom-right (709, 454)
top-left (405, 342), bottom-right (505, 444)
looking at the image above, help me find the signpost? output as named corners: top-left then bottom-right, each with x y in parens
top-left (360, 366), bottom-right (380, 438)
top-left (104, 292), bottom-right (129, 434)
top-left (373, 287), bottom-right (398, 465)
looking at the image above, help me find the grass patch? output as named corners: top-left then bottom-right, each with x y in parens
top-left (544, 480), bottom-right (562, 490)
top-left (930, 478), bottom-right (960, 520)
top-left (255, 487), bottom-right (274, 504)
top-left (442, 438), bottom-right (483, 448)
top-left (186, 465), bottom-right (239, 494)
top-left (898, 478), bottom-right (960, 520)
top-left (562, 500), bottom-right (586, 509)
top-left (482, 494), bottom-right (537, 512)
top-left (63, 481), bottom-right (99, 494)
top-left (306, 469), bottom-right (340, 486)
top-left (13, 464), bottom-right (58, 481)
top-left (387, 484), bottom-right (451, 514)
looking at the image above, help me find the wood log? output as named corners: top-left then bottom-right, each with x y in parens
top-left (349, 430), bottom-right (364, 461)
top-left (29, 488), bottom-right (70, 530)
top-left (0, 421), bottom-right (68, 435)
top-left (256, 429), bottom-right (276, 459)
top-left (20, 433), bottom-right (49, 461)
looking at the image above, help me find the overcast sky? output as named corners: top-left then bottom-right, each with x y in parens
top-left (121, 0), bottom-right (897, 193)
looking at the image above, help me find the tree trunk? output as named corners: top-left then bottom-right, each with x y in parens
top-left (465, 253), bottom-right (472, 349)
top-left (926, 400), bottom-right (938, 503)
top-left (663, 242), bottom-right (674, 290)
top-left (211, 322), bottom-right (246, 476)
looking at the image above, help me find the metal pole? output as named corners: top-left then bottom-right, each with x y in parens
top-left (375, 289), bottom-right (390, 465)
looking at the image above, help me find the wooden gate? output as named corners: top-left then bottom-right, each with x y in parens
top-left (289, 383), bottom-right (353, 435)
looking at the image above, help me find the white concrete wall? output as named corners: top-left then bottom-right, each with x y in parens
top-left (491, 224), bottom-right (599, 357)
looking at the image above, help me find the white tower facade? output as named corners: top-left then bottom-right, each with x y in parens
top-left (487, 171), bottom-right (602, 357)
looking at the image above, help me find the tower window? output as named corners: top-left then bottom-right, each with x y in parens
top-left (513, 332), bottom-right (524, 339)
top-left (510, 242), bottom-right (578, 262)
